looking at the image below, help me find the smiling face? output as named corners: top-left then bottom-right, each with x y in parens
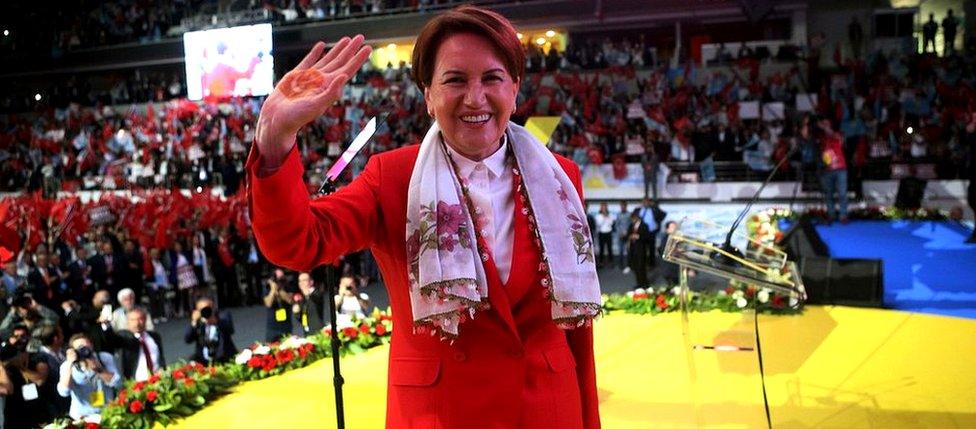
top-left (424, 33), bottom-right (519, 161)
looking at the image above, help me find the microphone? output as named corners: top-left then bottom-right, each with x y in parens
top-left (719, 144), bottom-right (799, 264)
top-left (317, 112), bottom-right (390, 196)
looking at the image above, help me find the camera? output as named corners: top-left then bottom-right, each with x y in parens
top-left (11, 294), bottom-right (32, 309)
top-left (0, 342), bottom-right (22, 361)
top-left (74, 346), bottom-right (94, 361)
top-left (199, 306), bottom-right (214, 319)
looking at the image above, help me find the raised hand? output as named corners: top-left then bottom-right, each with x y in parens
top-left (256, 35), bottom-right (372, 168)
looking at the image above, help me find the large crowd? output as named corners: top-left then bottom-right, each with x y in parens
top-left (4, 36), bottom-right (976, 198)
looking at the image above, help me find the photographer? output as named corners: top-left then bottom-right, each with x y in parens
top-left (0, 293), bottom-right (60, 352)
top-left (56, 333), bottom-right (122, 420)
top-left (2, 335), bottom-right (52, 428)
top-left (184, 297), bottom-right (236, 364)
top-left (295, 272), bottom-right (326, 335)
top-left (334, 275), bottom-right (370, 323)
top-left (263, 270), bottom-right (293, 342)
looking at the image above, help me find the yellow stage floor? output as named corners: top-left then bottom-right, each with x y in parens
top-left (173, 306), bottom-right (976, 428)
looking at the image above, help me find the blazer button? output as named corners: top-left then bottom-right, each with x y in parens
top-left (453, 352), bottom-right (467, 362)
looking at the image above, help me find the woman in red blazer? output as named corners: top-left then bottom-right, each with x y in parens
top-left (247, 6), bottom-right (602, 428)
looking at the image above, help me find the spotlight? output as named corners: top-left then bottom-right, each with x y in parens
top-left (516, 32), bottom-right (523, 40)
top-left (545, 30), bottom-right (556, 38)
top-left (906, 126), bottom-right (913, 134)
top-left (2, 29), bottom-right (8, 37)
top-left (535, 37), bottom-right (546, 46)
top-left (34, 93), bottom-right (41, 101)
top-left (196, 186), bottom-right (203, 193)
top-left (387, 43), bottom-right (396, 50)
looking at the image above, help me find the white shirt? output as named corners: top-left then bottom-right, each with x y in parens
top-left (445, 139), bottom-right (515, 285)
top-left (595, 213), bottom-right (616, 234)
top-left (133, 332), bottom-right (160, 382)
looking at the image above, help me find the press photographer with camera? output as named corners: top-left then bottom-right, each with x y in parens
top-left (184, 297), bottom-right (237, 364)
top-left (0, 293), bottom-right (60, 352)
top-left (263, 269), bottom-right (294, 342)
top-left (2, 329), bottom-right (52, 429)
top-left (56, 333), bottom-right (121, 420)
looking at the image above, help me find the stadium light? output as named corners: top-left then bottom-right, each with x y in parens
top-left (906, 126), bottom-right (914, 134)
top-left (545, 30), bottom-right (556, 38)
top-left (34, 93), bottom-right (41, 101)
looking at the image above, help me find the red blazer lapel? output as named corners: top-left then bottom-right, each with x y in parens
top-left (481, 252), bottom-right (521, 342)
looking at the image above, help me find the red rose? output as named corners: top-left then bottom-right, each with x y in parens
top-left (208, 367), bottom-right (217, 375)
top-left (85, 423), bottom-right (100, 429)
top-left (655, 295), bottom-right (669, 310)
top-left (247, 357), bottom-right (263, 368)
top-left (745, 287), bottom-right (756, 297)
top-left (173, 370), bottom-right (186, 380)
top-left (341, 327), bottom-right (359, 339)
top-left (118, 390), bottom-right (127, 404)
top-left (184, 378), bottom-right (195, 387)
top-left (148, 374), bottom-right (161, 384)
top-left (725, 286), bottom-right (736, 295)
top-left (359, 324), bottom-right (371, 334)
top-left (146, 391), bottom-right (158, 402)
top-left (375, 324), bottom-right (387, 336)
top-left (275, 349), bottom-right (294, 365)
top-left (132, 381), bottom-right (146, 392)
top-left (771, 294), bottom-right (785, 308)
top-left (129, 399), bottom-right (145, 414)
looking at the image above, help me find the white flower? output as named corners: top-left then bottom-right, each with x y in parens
top-left (234, 349), bottom-right (253, 365)
top-left (625, 291), bottom-right (635, 298)
top-left (736, 297), bottom-right (748, 308)
top-left (718, 290), bottom-right (727, 296)
top-left (757, 289), bottom-right (770, 304)
top-left (732, 290), bottom-right (745, 300)
top-left (280, 336), bottom-right (312, 350)
top-left (253, 345), bottom-right (271, 355)
top-left (789, 297), bottom-right (799, 307)
top-left (671, 286), bottom-right (682, 296)
top-left (634, 288), bottom-right (647, 295)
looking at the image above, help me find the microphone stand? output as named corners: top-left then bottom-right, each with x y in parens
top-left (720, 146), bottom-right (799, 261)
top-left (312, 113), bottom-right (387, 429)
top-left (317, 179), bottom-right (346, 429)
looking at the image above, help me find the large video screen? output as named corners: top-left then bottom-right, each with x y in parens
top-left (184, 23), bottom-right (274, 100)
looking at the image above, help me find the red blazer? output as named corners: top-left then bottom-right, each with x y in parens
top-left (246, 144), bottom-right (600, 429)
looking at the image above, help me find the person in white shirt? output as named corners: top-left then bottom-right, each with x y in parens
top-left (593, 203), bottom-right (616, 268)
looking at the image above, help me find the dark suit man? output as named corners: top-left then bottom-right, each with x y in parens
top-left (626, 212), bottom-right (653, 288)
top-left (636, 198), bottom-right (667, 271)
top-left (184, 297), bottom-right (236, 364)
top-left (66, 247), bottom-right (94, 304)
top-left (108, 308), bottom-right (165, 380)
top-left (88, 241), bottom-right (126, 298)
top-left (297, 272), bottom-right (326, 335)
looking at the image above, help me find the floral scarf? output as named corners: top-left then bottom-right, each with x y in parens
top-left (406, 121), bottom-right (601, 340)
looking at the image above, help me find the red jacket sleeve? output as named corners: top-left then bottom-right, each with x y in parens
top-left (245, 145), bottom-right (381, 271)
top-left (559, 156), bottom-right (602, 429)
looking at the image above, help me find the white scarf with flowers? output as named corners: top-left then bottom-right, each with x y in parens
top-left (405, 121), bottom-right (601, 340)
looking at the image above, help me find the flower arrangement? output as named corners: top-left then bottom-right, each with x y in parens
top-left (99, 361), bottom-right (238, 429)
top-left (602, 284), bottom-right (802, 316)
top-left (42, 309), bottom-right (394, 429)
top-left (229, 308), bottom-right (393, 382)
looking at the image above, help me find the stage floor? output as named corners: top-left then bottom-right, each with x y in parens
top-left (172, 306), bottom-right (976, 428)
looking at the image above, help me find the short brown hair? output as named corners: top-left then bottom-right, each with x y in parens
top-left (411, 5), bottom-right (524, 91)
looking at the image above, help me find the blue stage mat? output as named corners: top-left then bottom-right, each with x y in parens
top-left (815, 221), bottom-right (976, 320)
